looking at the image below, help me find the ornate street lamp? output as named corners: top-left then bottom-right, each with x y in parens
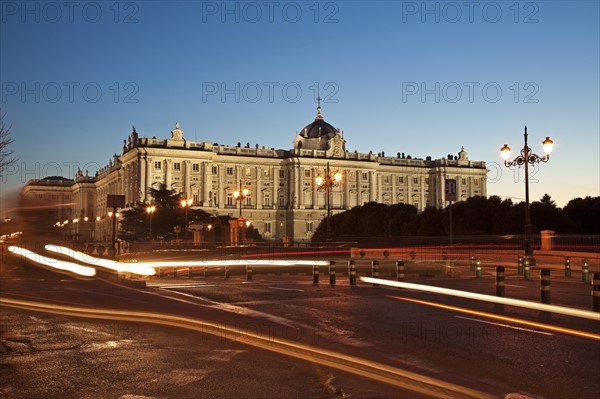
top-left (315, 162), bottom-right (343, 242)
top-left (501, 126), bottom-right (554, 256)
top-left (233, 182), bottom-right (250, 218)
top-left (146, 205), bottom-right (156, 241)
top-left (232, 181), bottom-right (250, 245)
top-left (180, 198), bottom-right (193, 240)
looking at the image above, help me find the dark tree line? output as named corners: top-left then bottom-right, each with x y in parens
top-left (312, 195), bottom-right (600, 241)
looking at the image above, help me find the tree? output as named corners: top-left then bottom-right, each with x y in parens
top-left (563, 196), bottom-right (600, 234)
top-left (0, 113), bottom-right (17, 175)
top-left (148, 183), bottom-right (182, 208)
top-left (120, 186), bottom-right (212, 240)
top-left (540, 193), bottom-right (556, 207)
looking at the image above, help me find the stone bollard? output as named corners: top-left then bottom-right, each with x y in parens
top-left (470, 256), bottom-right (475, 271)
top-left (329, 261), bottom-right (336, 287)
top-left (475, 258), bottom-right (482, 278)
top-left (592, 272), bottom-right (600, 312)
top-left (313, 264), bottom-right (319, 285)
top-left (246, 264), bottom-right (252, 281)
top-left (517, 256), bottom-right (524, 275)
top-left (496, 266), bottom-right (505, 297)
top-left (523, 257), bottom-right (531, 280)
top-left (540, 269), bottom-right (551, 304)
top-left (564, 256), bottom-right (571, 277)
top-left (396, 260), bottom-right (405, 282)
top-left (372, 260), bottom-right (380, 287)
top-left (582, 259), bottom-right (590, 283)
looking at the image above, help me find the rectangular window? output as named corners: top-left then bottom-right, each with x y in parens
top-left (192, 163), bottom-right (200, 172)
top-left (279, 170), bottom-right (285, 178)
top-left (413, 177), bottom-right (419, 184)
top-left (398, 176), bottom-right (404, 183)
top-left (264, 169), bottom-right (270, 178)
top-left (226, 195), bottom-right (233, 206)
top-left (304, 169), bottom-right (311, 178)
top-left (226, 167), bottom-right (234, 175)
top-left (154, 161), bottom-right (162, 170)
top-left (245, 196), bottom-right (252, 206)
top-left (245, 167), bottom-right (252, 177)
top-left (425, 178), bottom-right (429, 184)
top-left (278, 195), bottom-right (285, 207)
top-left (264, 195), bottom-right (271, 207)
top-left (193, 194), bottom-right (199, 204)
top-left (264, 222), bottom-right (272, 234)
top-left (306, 221), bottom-right (313, 233)
top-left (384, 176), bottom-right (390, 183)
top-left (212, 166), bottom-right (218, 174)
top-left (462, 178), bottom-right (467, 185)
top-left (362, 173), bottom-right (368, 180)
top-left (474, 179), bottom-right (479, 186)
top-left (174, 162), bottom-right (181, 171)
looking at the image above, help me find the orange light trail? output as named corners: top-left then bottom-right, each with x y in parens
top-left (390, 296), bottom-right (600, 341)
top-left (0, 296), bottom-right (496, 399)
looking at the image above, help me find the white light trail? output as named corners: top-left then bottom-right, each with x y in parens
top-left (8, 246), bottom-right (96, 277)
top-left (360, 277), bottom-right (600, 321)
top-left (46, 245), bottom-right (327, 270)
top-left (45, 245), bottom-right (156, 276)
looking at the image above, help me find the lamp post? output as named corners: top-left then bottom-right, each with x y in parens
top-left (107, 211), bottom-right (120, 258)
top-left (94, 216), bottom-right (100, 241)
top-left (146, 205), bottom-right (156, 241)
top-left (315, 162), bottom-right (343, 243)
top-left (501, 126), bottom-right (554, 256)
top-left (180, 198), bottom-right (193, 241)
top-left (233, 181), bottom-right (250, 245)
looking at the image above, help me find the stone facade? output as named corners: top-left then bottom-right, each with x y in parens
top-left (21, 106), bottom-right (487, 242)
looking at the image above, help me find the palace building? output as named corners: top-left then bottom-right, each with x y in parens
top-left (21, 105), bottom-right (488, 242)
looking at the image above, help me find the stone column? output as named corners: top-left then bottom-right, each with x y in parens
top-left (165, 159), bottom-right (172, 189)
top-left (184, 160), bottom-right (191, 197)
top-left (145, 157), bottom-right (152, 202)
top-left (217, 165), bottom-right (224, 209)
top-left (369, 171), bottom-right (375, 202)
top-left (203, 162), bottom-right (211, 206)
top-left (256, 166), bottom-right (263, 209)
top-left (296, 164), bottom-right (302, 208)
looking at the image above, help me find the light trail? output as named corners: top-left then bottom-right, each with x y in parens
top-left (45, 245), bottom-right (328, 270)
top-left (0, 296), bottom-right (496, 399)
top-left (391, 296), bottom-right (600, 341)
top-left (8, 246), bottom-right (96, 277)
top-left (360, 277), bottom-right (600, 321)
top-left (45, 245), bottom-right (156, 276)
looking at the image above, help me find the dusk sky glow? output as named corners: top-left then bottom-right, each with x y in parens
top-left (1, 1), bottom-right (598, 213)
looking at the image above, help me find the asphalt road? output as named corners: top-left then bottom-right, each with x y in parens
top-left (1, 247), bottom-right (599, 399)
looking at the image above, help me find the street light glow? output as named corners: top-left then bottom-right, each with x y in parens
top-left (500, 144), bottom-right (511, 161)
top-left (542, 136), bottom-right (554, 155)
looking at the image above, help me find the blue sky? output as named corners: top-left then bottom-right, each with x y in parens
top-left (1, 0), bottom-right (599, 214)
